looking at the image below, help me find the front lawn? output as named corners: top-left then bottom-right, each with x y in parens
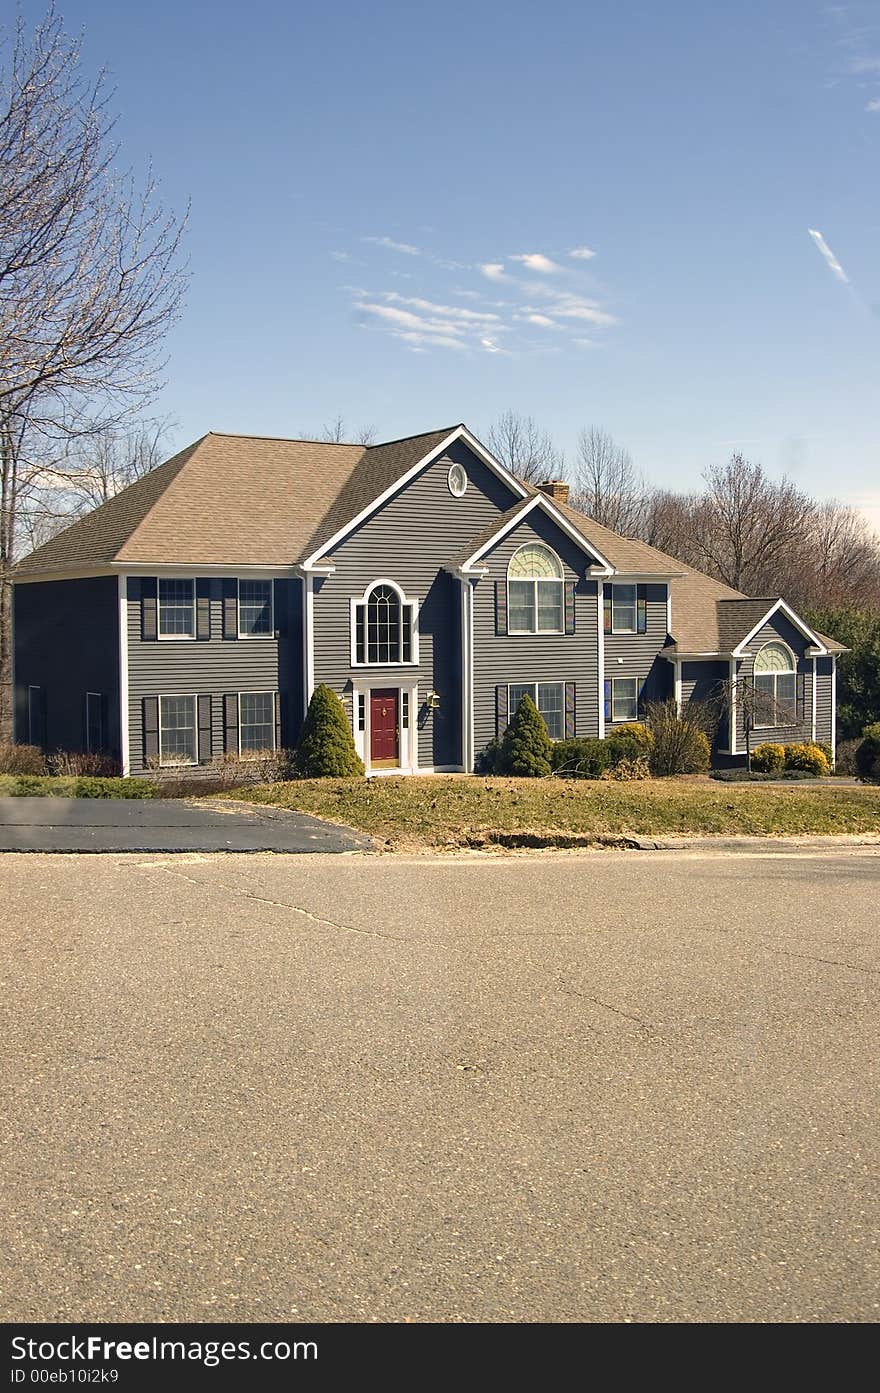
top-left (232, 775), bottom-right (880, 849)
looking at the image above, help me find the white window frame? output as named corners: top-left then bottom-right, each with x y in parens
top-left (237, 578), bottom-right (274, 639)
top-left (85, 691), bottom-right (104, 754)
top-left (507, 681), bottom-right (566, 741)
top-left (447, 462), bottom-right (468, 497)
top-left (158, 693), bottom-right (199, 767)
top-left (237, 690), bottom-right (277, 756)
top-left (610, 583), bottom-right (637, 635)
top-left (610, 676), bottom-right (639, 723)
top-left (157, 577), bottom-right (196, 641)
top-left (507, 543), bottom-right (565, 635)
top-left (350, 579), bottom-right (420, 667)
top-left (753, 641), bottom-right (798, 728)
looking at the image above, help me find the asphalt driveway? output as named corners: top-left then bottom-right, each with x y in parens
top-left (1, 846), bottom-right (877, 1322)
top-left (0, 797), bottom-right (371, 853)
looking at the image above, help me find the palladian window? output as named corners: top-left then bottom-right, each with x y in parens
top-left (507, 543), bottom-right (564, 633)
top-left (353, 582), bottom-right (417, 665)
top-left (753, 642), bottom-right (797, 725)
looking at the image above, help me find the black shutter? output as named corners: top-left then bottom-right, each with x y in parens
top-left (224, 693), bottom-right (239, 752)
top-left (637, 585), bottom-right (648, 634)
top-left (604, 680), bottom-right (612, 723)
top-left (141, 577), bottom-right (158, 641)
top-left (274, 580), bottom-right (288, 638)
top-left (564, 582), bottom-right (576, 635)
top-left (495, 581), bottom-right (508, 636)
top-left (274, 692), bottom-right (282, 750)
top-left (603, 589), bottom-right (612, 633)
top-left (565, 682), bottom-right (576, 738)
top-left (496, 684), bottom-right (509, 738)
top-left (797, 669), bottom-right (805, 723)
top-left (143, 696), bottom-right (159, 764)
top-left (222, 579), bottom-right (238, 639)
top-left (637, 679), bottom-right (647, 719)
top-left (198, 695), bottom-right (212, 763)
top-left (196, 579), bottom-right (211, 640)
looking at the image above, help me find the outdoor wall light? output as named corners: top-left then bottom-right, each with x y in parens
top-left (426, 690), bottom-right (441, 710)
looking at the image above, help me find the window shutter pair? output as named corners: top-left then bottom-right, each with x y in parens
top-left (565, 682), bottom-right (576, 738)
top-left (143, 696), bottom-right (213, 764)
top-left (141, 578), bottom-right (211, 638)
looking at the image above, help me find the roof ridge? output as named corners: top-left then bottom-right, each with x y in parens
top-left (366, 425), bottom-right (460, 451)
top-left (205, 430), bottom-right (365, 447)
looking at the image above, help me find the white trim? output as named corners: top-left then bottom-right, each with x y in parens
top-left (674, 657), bottom-right (682, 715)
top-left (118, 573), bottom-right (130, 776)
top-left (459, 577), bottom-right (469, 772)
top-left (466, 579), bottom-right (475, 772)
top-left (506, 541), bottom-right (565, 635)
top-left (301, 425), bottom-right (528, 569)
top-left (607, 676), bottom-right (639, 724)
top-left (158, 692), bottom-right (199, 768)
top-left (729, 658), bottom-right (738, 755)
top-left (447, 462), bottom-right (468, 497)
top-left (731, 599), bottom-right (828, 656)
top-left (237, 690), bottom-right (278, 756)
top-left (156, 576), bottom-right (196, 641)
top-left (459, 492), bottom-right (614, 574)
top-left (349, 579), bottom-right (420, 667)
top-left (352, 679), bottom-right (420, 775)
top-left (303, 574), bottom-right (315, 704)
top-left (607, 581), bottom-right (638, 635)
top-left (666, 584), bottom-right (672, 638)
top-left (831, 656), bottom-right (837, 767)
top-left (597, 580), bottom-right (605, 738)
top-left (811, 655), bottom-right (817, 744)
top-left (236, 577), bottom-right (274, 639)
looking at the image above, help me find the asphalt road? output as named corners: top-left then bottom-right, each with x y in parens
top-left (1, 847), bottom-right (877, 1323)
top-left (0, 797), bottom-right (371, 853)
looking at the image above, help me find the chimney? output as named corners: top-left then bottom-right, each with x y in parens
top-left (538, 479), bottom-right (570, 505)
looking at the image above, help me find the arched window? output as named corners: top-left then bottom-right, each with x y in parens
top-left (353, 581), bottom-right (416, 665)
top-left (507, 543), bottom-right (564, 633)
top-left (753, 641), bottom-right (797, 725)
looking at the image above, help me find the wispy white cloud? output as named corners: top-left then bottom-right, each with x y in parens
top-left (523, 313), bottom-right (558, 328)
top-left (850, 55), bottom-right (880, 72)
top-left (808, 227), bottom-right (849, 283)
top-left (569, 246), bottom-right (596, 260)
top-left (365, 235), bottom-right (421, 256)
top-left (867, 96), bottom-right (880, 110)
top-left (329, 250), bottom-right (351, 262)
top-left (381, 292), bottom-right (501, 324)
top-left (480, 262), bottom-right (506, 281)
top-left (396, 330), bottom-right (467, 351)
top-left (510, 252), bottom-right (561, 273)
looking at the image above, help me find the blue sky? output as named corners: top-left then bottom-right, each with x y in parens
top-left (25, 0), bottom-right (880, 519)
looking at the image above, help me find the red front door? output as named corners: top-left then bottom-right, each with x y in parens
top-left (370, 689), bottom-right (399, 766)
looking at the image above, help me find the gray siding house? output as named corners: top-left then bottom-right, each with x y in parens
top-left (12, 424), bottom-right (845, 774)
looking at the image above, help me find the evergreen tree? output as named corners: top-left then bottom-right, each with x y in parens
top-left (293, 684), bottom-right (364, 777)
top-left (499, 694), bottom-right (553, 777)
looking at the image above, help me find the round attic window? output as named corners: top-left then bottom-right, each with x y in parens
top-left (447, 463), bottom-right (468, 498)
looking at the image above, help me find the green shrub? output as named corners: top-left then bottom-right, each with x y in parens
top-left (0, 742), bottom-right (46, 775)
top-left (72, 776), bottom-right (156, 798)
top-left (855, 722), bottom-right (880, 781)
top-left (606, 723), bottom-right (654, 766)
top-left (498, 694), bottom-right (553, 777)
top-left (751, 742), bottom-right (786, 773)
top-left (645, 700), bottom-right (711, 776)
top-left (0, 774), bottom-right (156, 797)
top-left (293, 684), bottom-right (364, 778)
top-left (475, 739), bottom-right (502, 775)
top-left (551, 737), bottom-right (611, 779)
top-left (783, 742), bottom-right (830, 776)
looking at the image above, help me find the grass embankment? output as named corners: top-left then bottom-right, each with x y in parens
top-left (234, 775), bottom-right (880, 849)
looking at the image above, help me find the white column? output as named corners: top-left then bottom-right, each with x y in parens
top-left (729, 657), bottom-right (738, 755)
top-left (831, 656), bottom-right (837, 767)
top-left (117, 572), bottom-right (130, 776)
top-left (303, 573), bottom-right (315, 705)
top-left (811, 655), bottom-right (817, 744)
top-left (674, 657), bottom-right (682, 715)
top-left (597, 580), bottom-right (605, 739)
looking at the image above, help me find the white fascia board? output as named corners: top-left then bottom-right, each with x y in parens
top-left (300, 424), bottom-right (528, 570)
top-left (115, 562), bottom-right (301, 577)
top-left (460, 493), bottom-right (615, 573)
top-left (731, 598), bottom-right (828, 656)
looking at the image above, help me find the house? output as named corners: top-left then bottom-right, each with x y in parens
top-left (12, 424), bottom-right (845, 775)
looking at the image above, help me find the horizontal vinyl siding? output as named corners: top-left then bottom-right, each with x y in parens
top-left (604, 583), bottom-right (670, 725)
top-left (814, 656), bottom-right (834, 747)
top-left (472, 510), bottom-right (599, 754)
top-left (312, 440), bottom-right (519, 769)
top-left (126, 577), bottom-right (301, 773)
top-left (13, 576), bottom-right (121, 757)
top-left (736, 612), bottom-right (813, 749)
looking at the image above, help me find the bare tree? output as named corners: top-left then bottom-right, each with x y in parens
top-left (570, 427), bottom-right (646, 533)
top-left (685, 455), bottom-right (813, 594)
top-left (707, 674), bottom-right (806, 771)
top-left (317, 416), bottom-right (376, 445)
top-left (0, 7), bottom-right (187, 735)
top-left (485, 409), bottom-right (563, 485)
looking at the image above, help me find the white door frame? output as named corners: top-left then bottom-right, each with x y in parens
top-left (352, 679), bottom-right (420, 776)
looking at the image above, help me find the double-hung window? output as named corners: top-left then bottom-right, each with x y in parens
top-left (239, 692), bottom-right (276, 753)
top-left (753, 643), bottom-right (797, 725)
top-left (610, 584), bottom-right (636, 633)
top-left (608, 677), bottom-right (639, 723)
top-left (507, 544), bottom-right (564, 633)
top-left (158, 579), bottom-right (195, 638)
top-left (159, 695), bottom-right (197, 765)
top-left (238, 580), bottom-right (273, 636)
top-left (509, 682), bottom-right (565, 741)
